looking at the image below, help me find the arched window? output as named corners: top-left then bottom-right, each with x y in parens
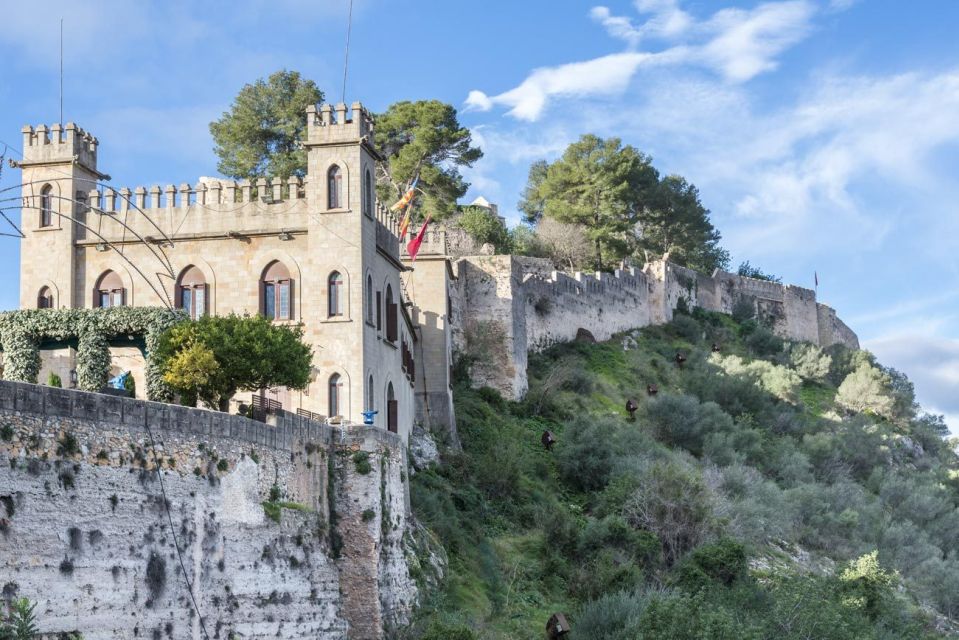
top-left (366, 274), bottom-right (374, 324)
top-left (176, 265), bottom-right (207, 319)
top-left (367, 374), bottom-right (374, 412)
top-left (327, 165), bottom-right (342, 209)
top-left (95, 270), bottom-right (125, 308)
top-left (363, 168), bottom-right (372, 216)
top-left (328, 271), bottom-right (344, 317)
top-left (262, 261), bottom-right (292, 320)
top-left (328, 373), bottom-right (342, 418)
top-left (37, 286), bottom-right (53, 309)
top-left (40, 184), bottom-right (53, 228)
top-left (386, 382), bottom-right (397, 433)
top-left (385, 284), bottom-right (397, 343)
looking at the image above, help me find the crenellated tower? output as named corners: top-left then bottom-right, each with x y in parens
top-left (18, 122), bottom-right (105, 309)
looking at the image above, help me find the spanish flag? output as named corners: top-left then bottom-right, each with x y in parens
top-left (406, 214), bottom-right (432, 262)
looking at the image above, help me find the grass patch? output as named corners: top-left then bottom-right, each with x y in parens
top-left (262, 501), bottom-right (311, 524)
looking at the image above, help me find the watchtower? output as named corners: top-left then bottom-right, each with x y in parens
top-left (18, 122), bottom-right (105, 310)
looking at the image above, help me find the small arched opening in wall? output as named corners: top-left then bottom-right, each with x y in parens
top-left (386, 381), bottom-right (397, 433)
top-left (37, 285), bottom-right (55, 309)
top-left (363, 167), bottom-right (373, 217)
top-left (328, 373), bottom-right (343, 419)
top-left (366, 372), bottom-right (376, 426)
top-left (94, 270), bottom-right (126, 308)
top-left (175, 265), bottom-right (208, 319)
top-left (366, 272), bottom-right (374, 325)
top-left (39, 183), bottom-right (54, 228)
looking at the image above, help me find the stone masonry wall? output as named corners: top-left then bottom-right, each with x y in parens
top-left (0, 381), bottom-right (418, 640)
top-left (455, 256), bottom-right (860, 400)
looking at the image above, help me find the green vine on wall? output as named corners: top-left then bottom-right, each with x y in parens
top-left (0, 307), bottom-right (186, 400)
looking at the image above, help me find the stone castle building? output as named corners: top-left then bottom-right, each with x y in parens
top-left (16, 103), bottom-right (430, 442)
top-left (14, 101), bottom-right (858, 446)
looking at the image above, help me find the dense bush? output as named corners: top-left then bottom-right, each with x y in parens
top-left (410, 309), bottom-right (955, 639)
top-left (788, 342), bottom-right (832, 382)
top-left (836, 364), bottom-right (896, 419)
top-left (645, 394), bottom-right (735, 456)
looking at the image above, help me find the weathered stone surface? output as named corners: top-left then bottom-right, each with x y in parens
top-left (408, 424), bottom-right (440, 471)
top-left (0, 381), bottom-right (419, 640)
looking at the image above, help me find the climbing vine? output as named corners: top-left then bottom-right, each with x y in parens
top-left (0, 307), bottom-right (186, 399)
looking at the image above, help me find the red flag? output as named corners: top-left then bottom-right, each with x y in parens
top-left (406, 215), bottom-right (432, 262)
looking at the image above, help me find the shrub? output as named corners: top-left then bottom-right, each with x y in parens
top-left (836, 364), bottom-right (895, 419)
top-left (0, 424), bottom-right (13, 442)
top-left (711, 354), bottom-right (801, 403)
top-left (669, 315), bottom-right (702, 343)
top-left (638, 590), bottom-right (758, 638)
top-left (623, 460), bottom-right (716, 566)
top-left (837, 551), bottom-right (895, 620)
top-left (745, 326), bottom-right (784, 357)
top-left (47, 372), bottom-right (62, 388)
top-left (419, 621), bottom-right (478, 640)
top-left (0, 598), bottom-right (39, 639)
top-left (675, 538), bottom-right (748, 591)
top-left (645, 394), bottom-right (735, 457)
top-left (572, 589), bottom-right (651, 640)
top-left (57, 432), bottom-right (80, 457)
top-left (353, 452), bottom-right (372, 475)
top-left (555, 418), bottom-right (618, 491)
top-left (361, 508), bottom-right (376, 522)
top-left (216, 459), bottom-right (229, 473)
top-left (788, 343), bottom-right (832, 382)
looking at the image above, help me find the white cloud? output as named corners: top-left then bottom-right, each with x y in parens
top-left (590, 1), bottom-right (693, 46)
top-left (867, 333), bottom-right (959, 434)
top-left (470, 0), bottom-right (818, 121)
top-left (699, 1), bottom-right (815, 81)
top-left (465, 52), bottom-right (656, 121)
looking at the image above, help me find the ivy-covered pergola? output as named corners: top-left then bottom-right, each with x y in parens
top-left (0, 307), bottom-right (186, 400)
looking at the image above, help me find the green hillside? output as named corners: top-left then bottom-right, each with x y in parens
top-left (406, 308), bottom-right (959, 639)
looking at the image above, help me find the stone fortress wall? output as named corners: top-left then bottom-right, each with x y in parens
top-left (451, 253), bottom-right (859, 400)
top-left (0, 381), bottom-right (422, 640)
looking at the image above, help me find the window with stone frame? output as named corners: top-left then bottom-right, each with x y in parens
top-left (176, 265), bottom-right (208, 320)
top-left (40, 184), bottom-right (53, 228)
top-left (329, 373), bottom-right (342, 417)
top-left (94, 270), bottom-right (125, 308)
top-left (328, 165), bottom-right (343, 209)
top-left (385, 284), bottom-right (397, 343)
top-left (367, 374), bottom-right (374, 412)
top-left (262, 261), bottom-right (292, 320)
top-left (366, 274), bottom-right (374, 324)
top-left (328, 271), bottom-right (344, 317)
top-left (363, 168), bottom-right (373, 217)
top-left (386, 382), bottom-right (397, 433)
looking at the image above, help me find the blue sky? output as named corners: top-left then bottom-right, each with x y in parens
top-left (1, 0), bottom-right (957, 430)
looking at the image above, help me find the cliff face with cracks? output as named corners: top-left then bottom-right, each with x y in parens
top-left (0, 381), bottom-right (439, 639)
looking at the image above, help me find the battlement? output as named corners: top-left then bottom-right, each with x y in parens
top-left (305, 101), bottom-right (374, 147)
top-left (89, 175), bottom-right (306, 213)
top-left (20, 122), bottom-right (98, 171)
top-left (400, 223), bottom-right (448, 259)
